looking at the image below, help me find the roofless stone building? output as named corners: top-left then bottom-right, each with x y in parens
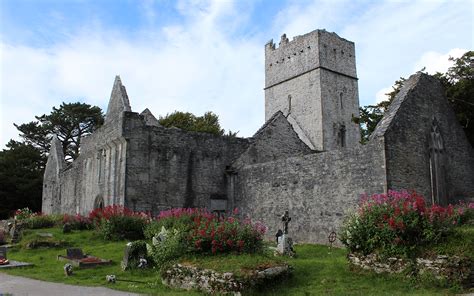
top-left (43, 29), bottom-right (474, 244)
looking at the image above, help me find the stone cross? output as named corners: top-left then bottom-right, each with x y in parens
top-left (281, 210), bottom-right (291, 234)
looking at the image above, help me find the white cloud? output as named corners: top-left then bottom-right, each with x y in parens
top-left (0, 0), bottom-right (264, 148)
top-left (270, 0), bottom-right (472, 107)
top-left (413, 48), bottom-right (467, 74)
top-left (375, 86), bottom-right (393, 104)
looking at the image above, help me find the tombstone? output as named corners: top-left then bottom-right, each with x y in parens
top-left (275, 229), bottom-right (283, 243)
top-left (9, 221), bottom-right (22, 243)
top-left (0, 230), bottom-right (5, 245)
top-left (276, 211), bottom-right (295, 257)
top-left (0, 246), bottom-right (7, 259)
top-left (121, 241), bottom-right (147, 270)
top-left (0, 246), bottom-right (8, 265)
top-left (67, 248), bottom-right (85, 259)
top-left (121, 243), bottom-right (132, 270)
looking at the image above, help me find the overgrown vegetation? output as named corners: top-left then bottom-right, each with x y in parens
top-left (88, 205), bottom-right (149, 241)
top-left (1, 227), bottom-right (459, 295)
top-left (145, 208), bottom-right (266, 267)
top-left (340, 190), bottom-right (473, 259)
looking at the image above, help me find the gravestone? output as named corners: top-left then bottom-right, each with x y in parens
top-left (67, 248), bottom-right (85, 259)
top-left (9, 221), bottom-right (22, 243)
top-left (276, 211), bottom-right (295, 257)
top-left (121, 241), bottom-right (148, 270)
top-left (0, 246), bottom-right (7, 259)
top-left (0, 230), bottom-right (5, 245)
top-left (0, 246), bottom-right (8, 265)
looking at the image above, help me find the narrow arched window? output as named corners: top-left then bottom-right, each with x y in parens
top-left (340, 125), bottom-right (346, 147)
top-left (288, 95), bottom-right (292, 114)
top-left (340, 93), bottom-right (344, 109)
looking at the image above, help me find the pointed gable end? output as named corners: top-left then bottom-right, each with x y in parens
top-left (232, 111), bottom-right (313, 168)
top-left (105, 76), bottom-right (132, 123)
top-left (140, 108), bottom-right (161, 127)
top-left (45, 135), bottom-right (65, 176)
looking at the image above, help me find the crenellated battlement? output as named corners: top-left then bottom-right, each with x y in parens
top-left (264, 29), bottom-right (360, 152)
top-left (265, 29), bottom-right (357, 89)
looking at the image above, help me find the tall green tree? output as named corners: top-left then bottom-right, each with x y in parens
top-left (159, 111), bottom-right (226, 136)
top-left (357, 51), bottom-right (474, 146)
top-left (435, 51), bottom-right (474, 145)
top-left (0, 140), bottom-right (44, 218)
top-left (15, 102), bottom-right (104, 161)
top-left (0, 102), bottom-right (104, 217)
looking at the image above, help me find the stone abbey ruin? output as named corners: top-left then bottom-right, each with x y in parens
top-left (43, 29), bottom-right (474, 244)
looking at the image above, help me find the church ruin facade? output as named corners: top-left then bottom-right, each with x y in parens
top-left (43, 29), bottom-right (474, 244)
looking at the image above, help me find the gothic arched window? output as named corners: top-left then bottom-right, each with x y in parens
top-left (429, 118), bottom-right (447, 205)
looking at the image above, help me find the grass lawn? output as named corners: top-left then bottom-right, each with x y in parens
top-left (0, 227), bottom-right (463, 295)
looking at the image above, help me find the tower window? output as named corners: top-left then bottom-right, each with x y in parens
top-left (340, 125), bottom-right (346, 147)
top-left (288, 95), bottom-right (292, 114)
top-left (340, 93), bottom-right (344, 109)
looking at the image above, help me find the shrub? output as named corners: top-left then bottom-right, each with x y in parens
top-left (89, 205), bottom-right (150, 240)
top-left (14, 208), bottom-right (34, 220)
top-left (62, 214), bottom-right (93, 231)
top-left (340, 190), bottom-right (462, 258)
top-left (146, 208), bottom-right (266, 266)
top-left (23, 214), bottom-right (62, 229)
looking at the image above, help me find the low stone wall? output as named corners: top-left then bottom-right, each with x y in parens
top-left (162, 263), bottom-right (292, 294)
top-left (348, 253), bottom-right (473, 286)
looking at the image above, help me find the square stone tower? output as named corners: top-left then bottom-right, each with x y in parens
top-left (264, 29), bottom-right (360, 151)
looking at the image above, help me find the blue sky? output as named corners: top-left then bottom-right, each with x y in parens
top-left (1, 0), bottom-right (472, 148)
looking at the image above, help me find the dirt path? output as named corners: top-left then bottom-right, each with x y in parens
top-left (0, 272), bottom-right (141, 296)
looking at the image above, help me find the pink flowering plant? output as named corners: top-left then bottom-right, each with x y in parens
top-left (14, 207), bottom-right (34, 220)
top-left (88, 205), bottom-right (150, 240)
top-left (145, 208), bottom-right (266, 266)
top-left (340, 190), bottom-right (468, 258)
top-left (62, 214), bottom-right (93, 230)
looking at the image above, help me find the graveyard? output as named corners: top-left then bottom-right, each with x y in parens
top-left (0, 198), bottom-right (473, 295)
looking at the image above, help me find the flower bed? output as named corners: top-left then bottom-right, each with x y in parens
top-left (145, 208), bottom-right (267, 267)
top-left (340, 190), bottom-right (471, 258)
top-left (88, 205), bottom-right (150, 240)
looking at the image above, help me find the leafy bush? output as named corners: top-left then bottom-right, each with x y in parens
top-left (145, 208), bottom-right (266, 267)
top-left (149, 230), bottom-right (188, 267)
top-left (14, 207), bottom-right (34, 220)
top-left (23, 214), bottom-right (62, 229)
top-left (89, 205), bottom-right (150, 240)
top-left (62, 214), bottom-right (93, 231)
top-left (340, 190), bottom-right (465, 258)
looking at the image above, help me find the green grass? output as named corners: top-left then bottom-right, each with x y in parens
top-left (0, 227), bottom-right (468, 295)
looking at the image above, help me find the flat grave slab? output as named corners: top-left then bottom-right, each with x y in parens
top-left (57, 248), bottom-right (112, 268)
top-left (0, 260), bottom-right (33, 269)
top-left (0, 246), bottom-right (33, 268)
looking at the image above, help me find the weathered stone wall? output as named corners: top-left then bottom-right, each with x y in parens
top-left (265, 70), bottom-right (322, 150)
top-left (232, 111), bottom-right (312, 169)
top-left (45, 121), bottom-right (128, 215)
top-left (42, 137), bottom-right (65, 214)
top-left (234, 138), bottom-right (387, 244)
top-left (264, 29), bottom-right (359, 151)
top-left (372, 74), bottom-right (474, 203)
top-left (348, 253), bottom-right (474, 286)
top-left (319, 69), bottom-right (360, 150)
top-left (122, 112), bottom-right (249, 215)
